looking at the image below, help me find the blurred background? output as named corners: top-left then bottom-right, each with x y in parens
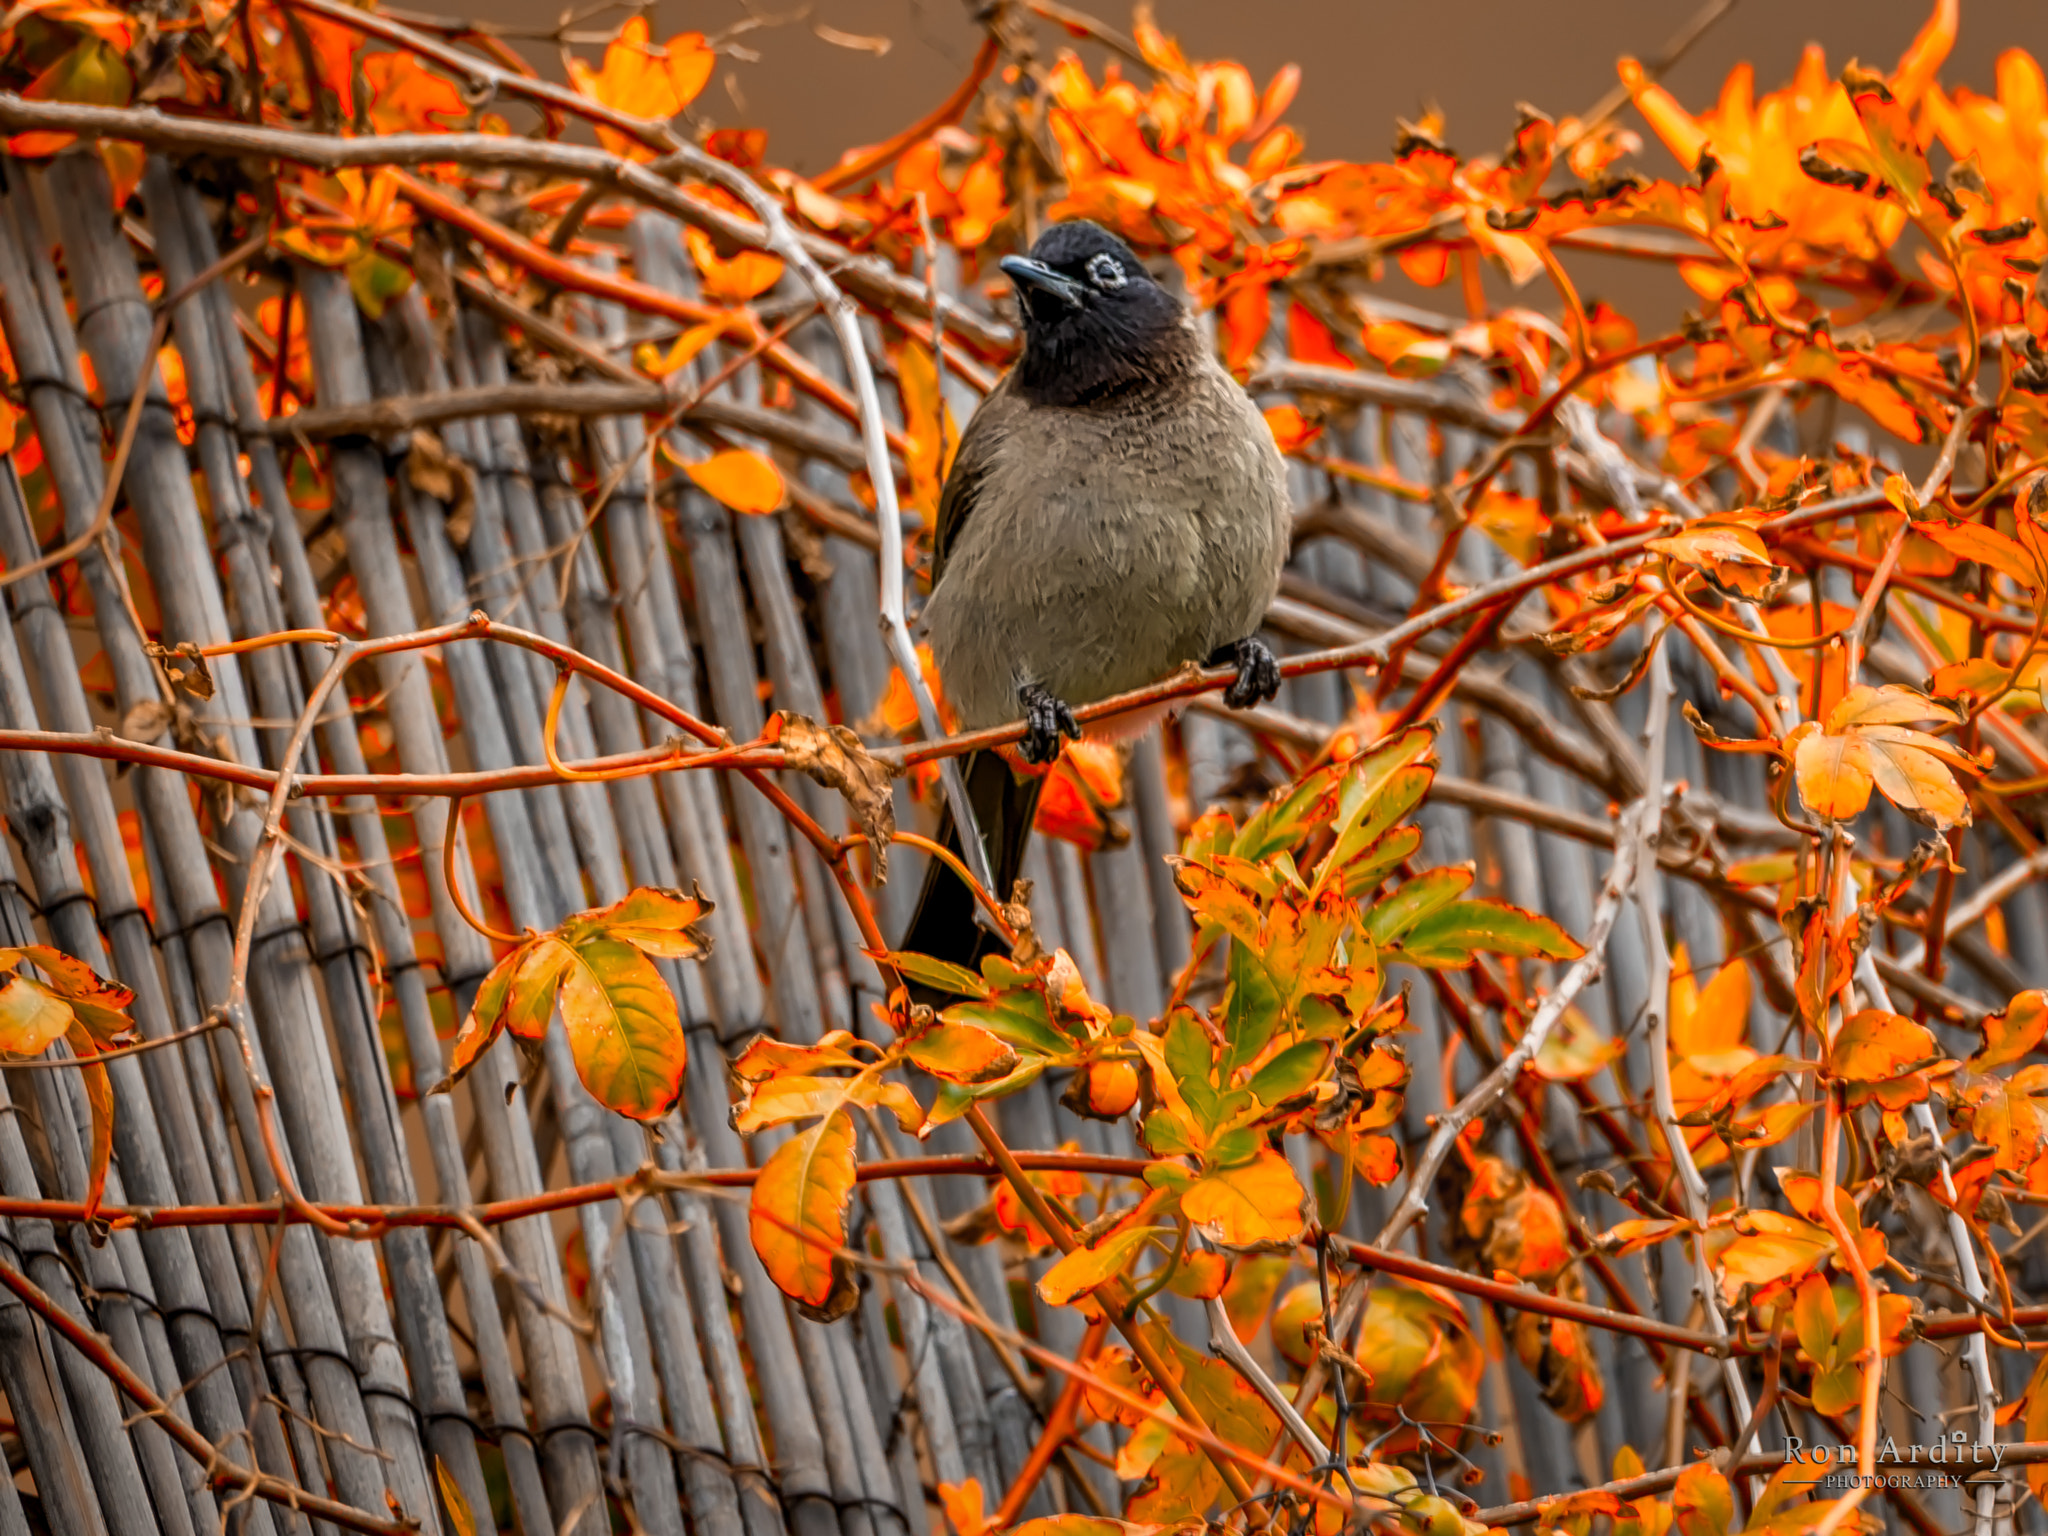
top-left (471, 0), bottom-right (2032, 176)
top-left (460, 0), bottom-right (2041, 322)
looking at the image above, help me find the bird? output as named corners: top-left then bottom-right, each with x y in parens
top-left (897, 219), bottom-right (1292, 983)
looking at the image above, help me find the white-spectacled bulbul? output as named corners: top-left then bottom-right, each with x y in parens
top-left (901, 220), bottom-right (1291, 981)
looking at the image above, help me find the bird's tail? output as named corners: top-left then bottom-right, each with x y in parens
top-left (899, 749), bottom-right (1043, 992)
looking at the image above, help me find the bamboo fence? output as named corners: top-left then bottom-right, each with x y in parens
top-left (0, 108), bottom-right (2038, 1536)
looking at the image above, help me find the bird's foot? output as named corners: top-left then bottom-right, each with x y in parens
top-left (1016, 682), bottom-right (1081, 765)
top-left (1210, 637), bottom-right (1281, 710)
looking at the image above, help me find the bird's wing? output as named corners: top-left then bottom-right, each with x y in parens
top-left (932, 370), bottom-right (1026, 590)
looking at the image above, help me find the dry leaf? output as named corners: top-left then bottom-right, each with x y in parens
top-left (145, 640), bottom-right (215, 700)
top-left (776, 711), bottom-right (899, 879)
top-left (407, 428), bottom-right (477, 544)
top-left (119, 698), bottom-right (174, 743)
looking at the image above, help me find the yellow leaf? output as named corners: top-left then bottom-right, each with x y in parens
top-left (567, 885), bottom-right (716, 960)
top-left (1714, 1210), bottom-right (1834, 1303)
top-left (685, 448), bottom-right (786, 515)
top-left (1036, 1225), bottom-right (1160, 1305)
top-left (636, 318), bottom-right (740, 379)
top-left (1180, 1149), bottom-right (1307, 1251)
top-left (557, 939), bottom-right (687, 1120)
top-left (732, 1074), bottom-right (849, 1135)
top-left (1789, 720), bottom-right (1874, 820)
top-left (749, 1110), bottom-right (860, 1321)
top-left (0, 971), bottom-right (75, 1056)
top-left (435, 1458), bottom-right (478, 1536)
top-left (905, 1023), bottom-right (1019, 1085)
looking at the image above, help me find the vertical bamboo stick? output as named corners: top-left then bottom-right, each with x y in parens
top-left (294, 263), bottom-right (606, 1525)
top-left (140, 161), bottom-right (502, 1529)
top-left (49, 155), bottom-right (443, 1532)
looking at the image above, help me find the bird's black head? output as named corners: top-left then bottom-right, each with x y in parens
top-left (1000, 221), bottom-right (1189, 407)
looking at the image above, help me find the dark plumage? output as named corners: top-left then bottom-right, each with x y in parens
top-left (900, 220), bottom-right (1290, 981)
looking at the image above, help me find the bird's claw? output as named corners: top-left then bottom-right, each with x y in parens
top-left (1217, 637), bottom-right (1281, 710)
top-left (1017, 682), bottom-right (1080, 765)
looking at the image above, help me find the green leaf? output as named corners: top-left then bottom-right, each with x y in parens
top-left (878, 950), bottom-right (989, 999)
top-left (1362, 865), bottom-right (1473, 946)
top-left (1220, 942), bottom-right (1281, 1075)
top-left (1338, 824), bottom-right (1423, 900)
top-left (1391, 898), bottom-right (1584, 967)
top-left (349, 252), bottom-right (414, 319)
top-left (1247, 1040), bottom-right (1329, 1107)
top-left (943, 992), bottom-right (1071, 1061)
top-left (1231, 761), bottom-right (1342, 863)
top-left (1312, 730), bottom-right (1434, 893)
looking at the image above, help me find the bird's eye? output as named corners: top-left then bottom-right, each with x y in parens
top-left (1085, 252), bottom-right (1127, 290)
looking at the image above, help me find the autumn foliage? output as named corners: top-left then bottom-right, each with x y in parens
top-left (3, 0), bottom-right (2048, 1534)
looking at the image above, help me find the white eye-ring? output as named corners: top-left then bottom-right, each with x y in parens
top-left (1085, 252), bottom-right (1127, 290)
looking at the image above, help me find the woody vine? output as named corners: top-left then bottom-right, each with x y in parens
top-left (0, 2), bottom-right (2043, 1536)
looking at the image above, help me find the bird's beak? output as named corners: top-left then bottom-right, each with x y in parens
top-left (999, 255), bottom-right (1086, 311)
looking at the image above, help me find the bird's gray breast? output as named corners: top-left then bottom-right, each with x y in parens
top-left (922, 366), bottom-right (1289, 731)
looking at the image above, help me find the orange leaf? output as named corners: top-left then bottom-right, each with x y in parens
top-left (66, 1023), bottom-right (113, 1222)
top-left (905, 1023), bottom-right (1018, 1085)
top-left (1262, 403), bottom-right (1321, 455)
top-left (1037, 1224), bottom-right (1160, 1305)
top-left (937, 1478), bottom-right (989, 1536)
top-left (663, 31), bottom-right (715, 109)
top-left (685, 448), bottom-right (787, 514)
top-left (683, 225), bottom-right (786, 302)
top-left (1180, 1148), bottom-right (1307, 1251)
top-left (1914, 519), bottom-right (2045, 592)
top-left (1972, 991), bottom-right (2048, 1073)
top-left (1789, 721), bottom-right (1876, 820)
top-left (1827, 1009), bottom-right (1936, 1083)
top-left (0, 970), bottom-right (73, 1055)
top-left (566, 885), bottom-right (716, 959)
top-left (749, 1110), bottom-right (860, 1321)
